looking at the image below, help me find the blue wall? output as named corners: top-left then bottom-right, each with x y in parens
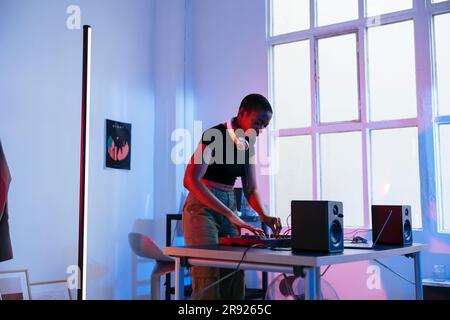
top-left (0, 0), bottom-right (83, 286)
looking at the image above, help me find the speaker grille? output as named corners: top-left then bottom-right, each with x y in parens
top-left (330, 220), bottom-right (343, 247)
top-left (404, 219), bottom-right (412, 242)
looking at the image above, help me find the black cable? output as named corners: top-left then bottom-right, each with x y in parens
top-left (188, 269), bottom-right (238, 300)
top-left (229, 244), bottom-right (264, 297)
top-left (344, 228), bottom-right (370, 236)
top-left (189, 244), bottom-right (262, 300)
top-left (277, 265), bottom-right (331, 300)
top-left (286, 214), bottom-right (291, 230)
top-left (282, 273), bottom-right (296, 299)
top-left (343, 236), bottom-right (368, 243)
top-left (321, 265), bottom-right (332, 277)
top-left (374, 259), bottom-right (415, 285)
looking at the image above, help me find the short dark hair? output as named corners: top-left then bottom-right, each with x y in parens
top-left (239, 93), bottom-right (273, 114)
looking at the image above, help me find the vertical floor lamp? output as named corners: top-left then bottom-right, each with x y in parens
top-left (78, 25), bottom-right (92, 301)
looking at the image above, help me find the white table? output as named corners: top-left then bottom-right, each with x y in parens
top-left (163, 243), bottom-right (427, 300)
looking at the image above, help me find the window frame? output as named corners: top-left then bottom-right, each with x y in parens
top-left (267, 0), bottom-right (450, 232)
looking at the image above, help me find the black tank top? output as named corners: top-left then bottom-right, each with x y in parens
top-left (199, 123), bottom-right (255, 186)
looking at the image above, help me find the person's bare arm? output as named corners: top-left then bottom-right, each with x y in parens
top-left (183, 143), bottom-right (264, 235)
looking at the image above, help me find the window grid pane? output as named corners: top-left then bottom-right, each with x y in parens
top-left (272, 0), bottom-right (309, 36)
top-left (316, 0), bottom-right (359, 26)
top-left (318, 33), bottom-right (359, 123)
top-left (273, 41), bottom-right (311, 129)
top-left (438, 125), bottom-right (450, 231)
top-left (274, 136), bottom-right (313, 225)
top-left (320, 132), bottom-right (364, 227)
top-left (370, 127), bottom-right (422, 229)
top-left (366, 0), bottom-right (412, 17)
top-left (367, 21), bottom-right (417, 121)
top-left (434, 13), bottom-right (450, 116)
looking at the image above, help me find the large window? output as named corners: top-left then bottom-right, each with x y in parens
top-left (269, 0), bottom-right (450, 230)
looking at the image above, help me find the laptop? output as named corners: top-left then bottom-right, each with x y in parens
top-left (344, 210), bottom-right (393, 249)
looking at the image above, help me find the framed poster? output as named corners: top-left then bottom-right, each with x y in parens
top-left (105, 119), bottom-right (131, 170)
top-left (0, 270), bottom-right (31, 300)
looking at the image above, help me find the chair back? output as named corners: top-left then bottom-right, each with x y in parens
top-left (128, 232), bottom-right (173, 262)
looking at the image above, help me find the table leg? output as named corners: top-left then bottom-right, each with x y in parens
top-left (165, 215), bottom-right (171, 300)
top-left (165, 273), bottom-right (171, 300)
top-left (304, 267), bottom-right (318, 300)
top-left (413, 252), bottom-right (423, 300)
top-left (315, 267), bottom-right (322, 300)
top-left (174, 257), bottom-right (185, 300)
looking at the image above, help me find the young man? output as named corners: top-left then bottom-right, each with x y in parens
top-left (182, 93), bottom-right (282, 300)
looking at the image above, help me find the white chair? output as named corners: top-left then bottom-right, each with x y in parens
top-left (128, 232), bottom-right (175, 300)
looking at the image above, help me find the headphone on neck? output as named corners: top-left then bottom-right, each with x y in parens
top-left (227, 118), bottom-right (249, 151)
top-left (227, 117), bottom-right (250, 191)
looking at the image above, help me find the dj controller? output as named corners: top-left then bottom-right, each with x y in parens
top-left (219, 234), bottom-right (292, 248)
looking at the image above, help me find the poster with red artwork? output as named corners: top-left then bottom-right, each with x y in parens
top-left (105, 119), bottom-right (131, 170)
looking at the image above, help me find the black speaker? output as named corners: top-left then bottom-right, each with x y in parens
top-left (291, 200), bottom-right (344, 253)
top-left (372, 205), bottom-right (412, 246)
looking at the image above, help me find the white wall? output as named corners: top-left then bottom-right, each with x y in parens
top-left (137, 0), bottom-right (187, 299)
top-left (187, 0), bottom-right (271, 197)
top-left (186, 0), bottom-right (270, 291)
top-left (151, 0), bottom-right (186, 251)
top-left (189, 0), bottom-right (269, 124)
top-left (81, 0), bottom-right (156, 299)
top-left (74, 0), bottom-right (186, 299)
